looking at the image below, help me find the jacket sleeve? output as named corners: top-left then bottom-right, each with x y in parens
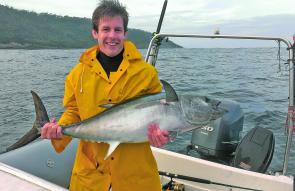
top-left (147, 66), bottom-right (162, 94)
top-left (51, 75), bottom-right (81, 153)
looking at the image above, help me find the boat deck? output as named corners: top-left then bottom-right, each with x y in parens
top-left (0, 162), bottom-right (67, 191)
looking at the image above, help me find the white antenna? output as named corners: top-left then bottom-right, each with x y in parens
top-left (214, 28), bottom-right (220, 35)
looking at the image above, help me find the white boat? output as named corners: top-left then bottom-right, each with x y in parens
top-left (145, 33), bottom-right (295, 191)
top-left (0, 1), bottom-right (294, 190)
top-left (0, 131), bottom-right (293, 191)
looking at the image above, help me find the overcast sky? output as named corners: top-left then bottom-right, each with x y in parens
top-left (1, 0), bottom-right (295, 47)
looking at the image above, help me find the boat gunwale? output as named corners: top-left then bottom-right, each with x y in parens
top-left (145, 33), bottom-right (294, 175)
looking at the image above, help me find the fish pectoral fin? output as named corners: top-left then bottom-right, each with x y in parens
top-left (99, 104), bottom-right (115, 109)
top-left (104, 141), bottom-right (120, 160)
top-left (179, 125), bottom-right (203, 133)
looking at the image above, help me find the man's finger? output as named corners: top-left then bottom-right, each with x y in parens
top-left (154, 135), bottom-right (162, 147)
top-left (56, 126), bottom-right (62, 138)
top-left (50, 118), bottom-right (56, 123)
top-left (41, 124), bottom-right (49, 139)
top-left (51, 124), bottom-right (59, 139)
top-left (159, 134), bottom-right (169, 146)
top-left (162, 130), bottom-right (169, 137)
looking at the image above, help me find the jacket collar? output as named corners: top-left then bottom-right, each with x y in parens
top-left (79, 40), bottom-right (142, 66)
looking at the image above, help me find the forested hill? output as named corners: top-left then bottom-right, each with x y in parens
top-left (0, 5), bottom-right (181, 49)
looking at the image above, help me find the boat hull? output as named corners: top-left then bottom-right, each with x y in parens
top-left (0, 139), bottom-right (292, 191)
top-left (154, 147), bottom-right (293, 191)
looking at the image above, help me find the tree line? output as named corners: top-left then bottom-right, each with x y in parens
top-left (0, 5), bottom-right (180, 49)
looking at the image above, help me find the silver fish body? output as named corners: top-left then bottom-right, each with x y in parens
top-left (63, 93), bottom-right (186, 143)
top-left (9, 80), bottom-right (225, 157)
top-left (61, 80), bottom-right (226, 145)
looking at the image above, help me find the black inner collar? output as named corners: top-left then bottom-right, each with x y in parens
top-left (96, 49), bottom-right (124, 78)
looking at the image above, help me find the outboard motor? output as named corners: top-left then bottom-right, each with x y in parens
top-left (187, 99), bottom-right (244, 161)
top-left (232, 127), bottom-right (274, 173)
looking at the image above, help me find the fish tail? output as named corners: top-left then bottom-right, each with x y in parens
top-left (31, 90), bottom-right (50, 130)
top-left (6, 91), bottom-right (50, 152)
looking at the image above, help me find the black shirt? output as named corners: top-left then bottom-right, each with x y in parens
top-left (96, 49), bottom-right (124, 78)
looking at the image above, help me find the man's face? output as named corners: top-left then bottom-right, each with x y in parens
top-left (92, 16), bottom-right (127, 57)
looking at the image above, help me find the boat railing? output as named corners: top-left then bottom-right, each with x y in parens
top-left (145, 33), bottom-right (294, 175)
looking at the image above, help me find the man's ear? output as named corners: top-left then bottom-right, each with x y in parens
top-left (124, 31), bottom-right (128, 40)
top-left (92, 29), bottom-right (98, 39)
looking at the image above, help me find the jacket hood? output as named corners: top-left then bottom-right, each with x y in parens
top-left (79, 40), bottom-right (143, 66)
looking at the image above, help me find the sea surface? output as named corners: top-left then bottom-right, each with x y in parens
top-left (0, 47), bottom-right (294, 174)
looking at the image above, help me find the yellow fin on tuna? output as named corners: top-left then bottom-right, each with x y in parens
top-left (105, 141), bottom-right (120, 159)
top-left (99, 104), bottom-right (115, 109)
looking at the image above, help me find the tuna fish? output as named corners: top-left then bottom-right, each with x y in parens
top-left (7, 80), bottom-right (226, 158)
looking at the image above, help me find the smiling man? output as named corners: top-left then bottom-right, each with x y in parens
top-left (40, 0), bottom-right (169, 191)
top-left (92, 16), bottom-right (125, 57)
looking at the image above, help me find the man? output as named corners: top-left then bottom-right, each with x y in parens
top-left (41, 0), bottom-right (168, 190)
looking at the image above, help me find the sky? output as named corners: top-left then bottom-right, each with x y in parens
top-left (1, 0), bottom-right (295, 47)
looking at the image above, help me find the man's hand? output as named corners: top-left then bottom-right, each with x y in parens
top-left (41, 118), bottom-right (63, 139)
top-left (147, 123), bottom-right (169, 147)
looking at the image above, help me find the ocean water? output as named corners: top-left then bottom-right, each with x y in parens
top-left (0, 47), bottom-right (294, 174)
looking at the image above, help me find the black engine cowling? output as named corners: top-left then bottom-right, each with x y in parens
top-left (187, 99), bottom-right (244, 159)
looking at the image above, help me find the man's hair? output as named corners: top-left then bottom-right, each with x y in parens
top-left (92, 0), bottom-right (129, 32)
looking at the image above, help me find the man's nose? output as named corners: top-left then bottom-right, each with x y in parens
top-left (108, 30), bottom-right (117, 37)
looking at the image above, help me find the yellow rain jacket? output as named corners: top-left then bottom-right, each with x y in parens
top-left (52, 41), bottom-right (162, 191)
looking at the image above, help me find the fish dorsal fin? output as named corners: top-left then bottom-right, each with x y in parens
top-left (104, 141), bottom-right (120, 160)
top-left (160, 80), bottom-right (178, 102)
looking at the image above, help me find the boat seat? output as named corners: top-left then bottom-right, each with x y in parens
top-left (232, 127), bottom-right (274, 173)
